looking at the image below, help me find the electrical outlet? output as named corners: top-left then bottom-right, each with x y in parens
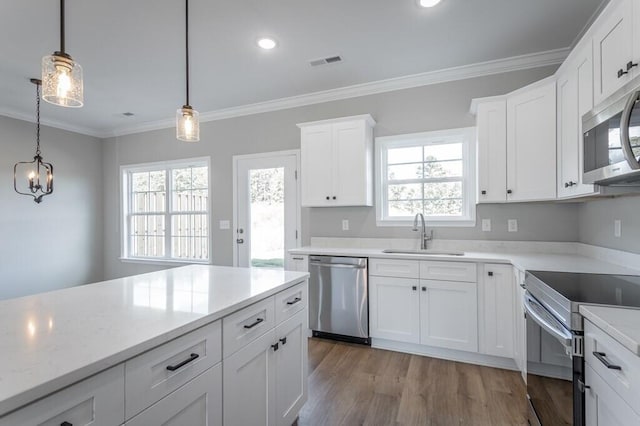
top-left (508, 219), bottom-right (518, 233)
top-left (342, 219), bottom-right (349, 231)
top-left (219, 220), bottom-right (230, 230)
top-left (614, 220), bottom-right (621, 238)
top-left (482, 219), bottom-right (491, 232)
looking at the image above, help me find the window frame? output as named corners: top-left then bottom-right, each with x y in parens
top-left (375, 127), bottom-right (476, 227)
top-left (120, 156), bottom-right (212, 265)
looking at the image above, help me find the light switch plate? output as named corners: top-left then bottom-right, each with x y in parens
top-left (614, 220), bottom-right (621, 237)
top-left (219, 220), bottom-right (230, 230)
top-left (508, 219), bottom-right (518, 233)
top-left (342, 219), bottom-right (349, 231)
top-left (482, 219), bottom-right (491, 232)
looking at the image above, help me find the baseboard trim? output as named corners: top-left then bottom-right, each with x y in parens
top-left (372, 338), bottom-right (519, 371)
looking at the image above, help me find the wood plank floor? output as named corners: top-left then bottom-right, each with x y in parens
top-left (298, 338), bottom-right (527, 426)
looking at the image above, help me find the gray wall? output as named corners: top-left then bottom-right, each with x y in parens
top-left (103, 65), bottom-right (577, 279)
top-left (0, 116), bottom-right (104, 300)
top-left (578, 195), bottom-right (640, 254)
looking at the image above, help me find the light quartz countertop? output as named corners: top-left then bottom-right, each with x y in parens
top-left (289, 246), bottom-right (640, 275)
top-left (0, 265), bottom-right (309, 417)
top-left (580, 305), bottom-right (640, 356)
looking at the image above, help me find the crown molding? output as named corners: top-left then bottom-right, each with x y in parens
top-left (0, 109), bottom-right (104, 139)
top-left (6, 47), bottom-right (570, 139)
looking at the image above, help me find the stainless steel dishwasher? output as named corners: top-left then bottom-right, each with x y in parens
top-left (308, 255), bottom-right (370, 345)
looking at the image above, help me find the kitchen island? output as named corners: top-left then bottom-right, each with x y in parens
top-left (0, 265), bottom-right (309, 425)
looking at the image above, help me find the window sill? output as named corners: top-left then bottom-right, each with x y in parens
top-left (119, 257), bottom-right (212, 267)
top-left (376, 219), bottom-right (476, 227)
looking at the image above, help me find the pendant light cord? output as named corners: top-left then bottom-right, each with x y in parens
top-left (36, 83), bottom-right (41, 156)
top-left (60, 0), bottom-right (66, 54)
top-left (185, 0), bottom-right (190, 106)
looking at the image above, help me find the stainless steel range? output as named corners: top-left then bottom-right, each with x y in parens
top-left (524, 271), bottom-right (640, 426)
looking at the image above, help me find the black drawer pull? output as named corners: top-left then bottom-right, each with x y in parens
top-left (488, 271), bottom-right (494, 277)
top-left (280, 337), bottom-right (287, 345)
top-left (286, 297), bottom-right (301, 305)
top-left (166, 353), bottom-right (199, 371)
top-left (481, 190), bottom-right (487, 195)
top-left (271, 342), bottom-right (279, 351)
top-left (618, 69), bottom-right (629, 78)
top-left (507, 189), bottom-right (513, 194)
top-left (243, 318), bottom-right (264, 329)
top-left (412, 286), bottom-right (417, 291)
top-left (627, 61), bottom-right (638, 71)
top-left (593, 351), bottom-right (622, 370)
top-left (61, 422), bottom-right (73, 426)
top-left (421, 286), bottom-right (427, 292)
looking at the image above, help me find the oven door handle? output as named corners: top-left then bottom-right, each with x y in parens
top-left (620, 89), bottom-right (640, 170)
top-left (524, 293), bottom-right (573, 348)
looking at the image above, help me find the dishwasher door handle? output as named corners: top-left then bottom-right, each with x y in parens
top-left (309, 262), bottom-right (366, 270)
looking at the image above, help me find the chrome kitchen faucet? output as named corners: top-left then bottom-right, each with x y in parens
top-left (413, 213), bottom-right (433, 250)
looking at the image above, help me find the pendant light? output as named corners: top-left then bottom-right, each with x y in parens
top-left (14, 79), bottom-right (54, 204)
top-left (42, 0), bottom-right (83, 108)
top-left (176, 0), bottom-right (200, 142)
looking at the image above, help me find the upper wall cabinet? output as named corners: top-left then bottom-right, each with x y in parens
top-left (472, 78), bottom-right (557, 203)
top-left (557, 41), bottom-right (597, 198)
top-left (506, 78), bottom-right (557, 202)
top-left (593, 0), bottom-right (637, 105)
top-left (298, 115), bottom-right (375, 207)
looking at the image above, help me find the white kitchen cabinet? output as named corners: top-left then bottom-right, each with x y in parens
top-left (506, 78), bottom-right (557, 202)
top-left (299, 115), bottom-right (375, 207)
top-left (557, 41), bottom-right (597, 198)
top-left (479, 264), bottom-right (514, 359)
top-left (419, 279), bottom-right (478, 352)
top-left (475, 99), bottom-right (507, 203)
top-left (0, 365), bottom-right (124, 426)
top-left (287, 254), bottom-right (308, 272)
top-left (585, 364), bottom-right (640, 426)
top-left (125, 365), bottom-right (222, 426)
top-left (275, 309), bottom-right (308, 426)
top-left (369, 275), bottom-right (421, 343)
top-left (513, 268), bottom-right (527, 382)
top-left (224, 329), bottom-right (277, 426)
top-left (593, 0), bottom-right (635, 105)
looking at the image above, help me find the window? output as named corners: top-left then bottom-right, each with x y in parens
top-left (376, 127), bottom-right (476, 226)
top-left (121, 157), bottom-right (210, 263)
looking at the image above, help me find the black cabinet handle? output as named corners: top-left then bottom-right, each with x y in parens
top-left (627, 61), bottom-right (638, 71)
top-left (280, 337), bottom-right (287, 345)
top-left (412, 286), bottom-right (417, 291)
top-left (593, 351), bottom-right (622, 370)
top-left (243, 318), bottom-right (264, 329)
top-left (507, 189), bottom-right (512, 194)
top-left (332, 196), bottom-right (337, 200)
top-left (326, 196), bottom-right (330, 200)
top-left (481, 190), bottom-right (487, 195)
top-left (618, 69), bottom-right (629, 78)
top-left (166, 353), bottom-right (199, 371)
top-left (421, 286), bottom-right (427, 291)
top-left (61, 422), bottom-right (73, 426)
top-left (488, 271), bottom-right (494, 277)
top-left (271, 342), bottom-right (279, 351)
top-left (286, 297), bottom-right (301, 305)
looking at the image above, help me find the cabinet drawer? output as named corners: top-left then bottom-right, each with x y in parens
top-left (125, 320), bottom-right (222, 419)
top-left (275, 282), bottom-right (307, 325)
top-left (125, 364), bottom-right (222, 426)
top-left (420, 261), bottom-right (477, 282)
top-left (0, 365), bottom-right (124, 426)
top-left (223, 296), bottom-right (275, 358)
top-left (369, 258), bottom-right (419, 278)
top-left (585, 320), bottom-right (640, 414)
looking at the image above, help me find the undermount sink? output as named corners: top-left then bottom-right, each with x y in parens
top-left (381, 249), bottom-right (465, 256)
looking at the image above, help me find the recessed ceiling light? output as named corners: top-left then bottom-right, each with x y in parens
top-left (257, 38), bottom-right (277, 50)
top-left (419, 0), bottom-right (442, 7)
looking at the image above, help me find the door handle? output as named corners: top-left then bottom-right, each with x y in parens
top-left (620, 90), bottom-right (640, 170)
top-left (279, 337), bottom-right (287, 345)
top-left (236, 238), bottom-right (244, 244)
top-left (627, 61), bottom-right (638, 71)
top-left (618, 69), bottom-right (629, 78)
top-left (593, 352), bottom-right (622, 370)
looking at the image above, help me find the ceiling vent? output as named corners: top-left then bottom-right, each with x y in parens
top-left (309, 55), bottom-right (343, 67)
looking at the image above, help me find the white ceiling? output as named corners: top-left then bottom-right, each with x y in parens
top-left (0, 0), bottom-right (605, 137)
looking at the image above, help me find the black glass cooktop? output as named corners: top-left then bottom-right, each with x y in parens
top-left (529, 270), bottom-right (640, 308)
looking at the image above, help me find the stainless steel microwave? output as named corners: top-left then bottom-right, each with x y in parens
top-left (583, 75), bottom-right (640, 185)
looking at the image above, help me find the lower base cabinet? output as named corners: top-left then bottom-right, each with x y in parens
top-left (369, 276), bottom-right (420, 343)
top-left (223, 309), bottom-right (308, 426)
top-left (585, 364), bottom-right (640, 426)
top-left (126, 364), bottom-right (222, 426)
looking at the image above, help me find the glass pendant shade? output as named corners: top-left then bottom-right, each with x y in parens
top-left (176, 106), bottom-right (200, 142)
top-left (42, 53), bottom-right (83, 107)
